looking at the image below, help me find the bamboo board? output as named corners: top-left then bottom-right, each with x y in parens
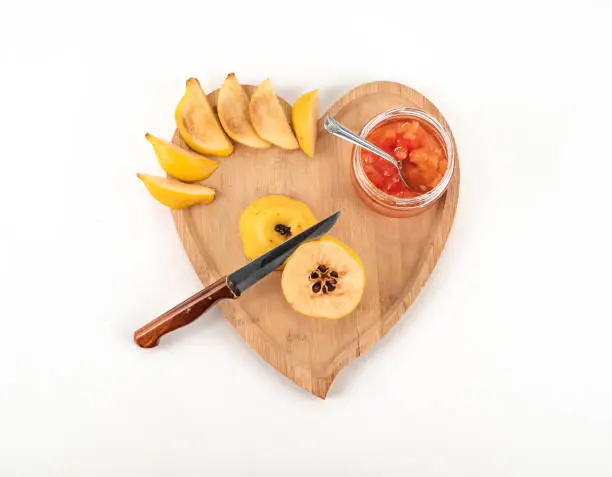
top-left (171, 81), bottom-right (460, 398)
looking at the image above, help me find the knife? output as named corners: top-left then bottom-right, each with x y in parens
top-left (134, 211), bottom-right (340, 348)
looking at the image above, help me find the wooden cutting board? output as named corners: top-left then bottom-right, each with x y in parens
top-left (171, 81), bottom-right (460, 398)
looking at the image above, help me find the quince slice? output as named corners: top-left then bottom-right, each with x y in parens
top-left (291, 90), bottom-right (318, 157)
top-left (218, 73), bottom-right (271, 149)
top-left (146, 133), bottom-right (219, 182)
top-left (137, 173), bottom-right (215, 209)
top-left (249, 79), bottom-right (299, 150)
top-left (175, 78), bottom-right (233, 156)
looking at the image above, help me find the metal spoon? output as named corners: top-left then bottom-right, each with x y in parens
top-left (323, 115), bottom-right (416, 192)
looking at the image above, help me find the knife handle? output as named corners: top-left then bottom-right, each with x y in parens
top-left (134, 276), bottom-right (238, 348)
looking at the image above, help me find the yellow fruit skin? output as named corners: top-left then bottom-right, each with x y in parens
top-left (239, 195), bottom-right (316, 261)
top-left (146, 133), bottom-right (219, 182)
top-left (291, 90), bottom-right (318, 157)
top-left (249, 79), bottom-right (299, 150)
top-left (218, 73), bottom-right (271, 149)
top-left (137, 173), bottom-right (215, 209)
top-left (175, 78), bottom-right (234, 157)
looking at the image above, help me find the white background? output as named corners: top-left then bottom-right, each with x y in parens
top-left (1, 0), bottom-right (611, 475)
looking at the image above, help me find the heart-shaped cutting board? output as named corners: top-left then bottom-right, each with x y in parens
top-left (170, 81), bottom-right (459, 398)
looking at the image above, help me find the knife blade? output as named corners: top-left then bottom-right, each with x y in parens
top-left (228, 211), bottom-right (340, 294)
top-left (134, 211), bottom-right (340, 348)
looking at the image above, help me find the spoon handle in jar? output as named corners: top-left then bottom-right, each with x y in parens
top-left (323, 115), bottom-right (399, 168)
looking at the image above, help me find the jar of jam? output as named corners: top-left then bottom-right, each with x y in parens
top-left (351, 108), bottom-right (455, 218)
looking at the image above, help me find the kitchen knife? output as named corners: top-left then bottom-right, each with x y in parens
top-left (134, 211), bottom-right (340, 348)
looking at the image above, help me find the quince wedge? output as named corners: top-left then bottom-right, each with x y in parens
top-left (249, 79), bottom-right (299, 150)
top-left (217, 73), bottom-right (271, 149)
top-left (291, 90), bottom-right (319, 157)
top-left (145, 133), bottom-right (219, 182)
top-left (137, 173), bottom-right (216, 209)
top-left (175, 78), bottom-right (233, 156)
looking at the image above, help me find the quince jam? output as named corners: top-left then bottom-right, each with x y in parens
top-left (361, 119), bottom-right (448, 198)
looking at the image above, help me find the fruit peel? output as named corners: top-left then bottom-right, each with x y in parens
top-left (291, 90), bottom-right (319, 157)
top-left (137, 173), bottom-right (215, 209)
top-left (146, 133), bottom-right (219, 182)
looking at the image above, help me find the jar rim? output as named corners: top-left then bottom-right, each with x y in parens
top-left (352, 107), bottom-right (455, 209)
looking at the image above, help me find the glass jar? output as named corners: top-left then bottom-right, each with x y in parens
top-left (351, 108), bottom-right (455, 218)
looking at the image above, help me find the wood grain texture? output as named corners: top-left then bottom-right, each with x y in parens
top-left (170, 81), bottom-right (460, 398)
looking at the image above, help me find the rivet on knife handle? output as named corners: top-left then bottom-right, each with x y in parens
top-left (134, 277), bottom-right (238, 348)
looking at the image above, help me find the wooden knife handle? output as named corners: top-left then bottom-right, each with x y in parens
top-left (134, 276), bottom-right (238, 348)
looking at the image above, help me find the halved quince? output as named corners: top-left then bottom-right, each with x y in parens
top-left (281, 238), bottom-right (365, 320)
top-left (217, 73), bottom-right (271, 149)
top-left (319, 236), bottom-right (364, 270)
top-left (249, 79), bottom-right (299, 150)
top-left (291, 90), bottom-right (318, 157)
top-left (239, 195), bottom-right (316, 261)
top-left (137, 173), bottom-right (215, 209)
top-left (145, 133), bottom-right (219, 182)
top-left (175, 78), bottom-right (233, 156)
